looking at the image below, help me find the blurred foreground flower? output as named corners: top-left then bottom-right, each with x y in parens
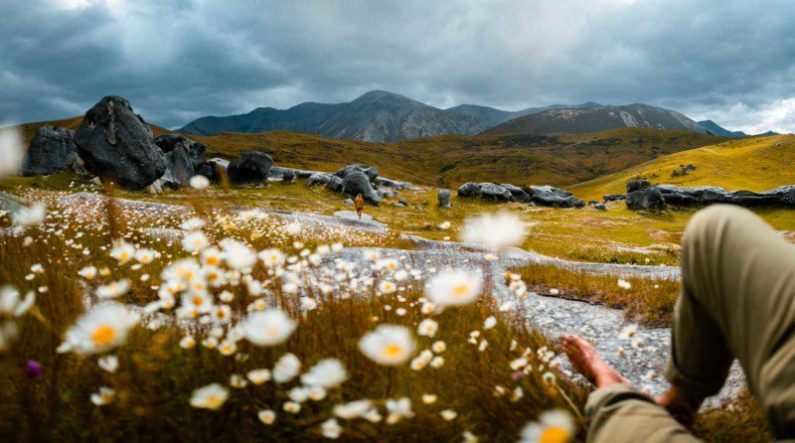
top-left (520, 409), bottom-right (575, 443)
top-left (301, 358), bottom-right (347, 388)
top-left (25, 360), bottom-right (42, 378)
top-left (189, 175), bottom-right (210, 190)
top-left (425, 269), bottom-right (483, 309)
top-left (0, 125), bottom-right (23, 178)
top-left (0, 285), bottom-right (36, 317)
top-left (190, 383), bottom-right (229, 410)
top-left (460, 211), bottom-right (528, 249)
top-left (11, 203), bottom-right (46, 228)
top-left (241, 308), bottom-right (297, 346)
top-left (359, 325), bottom-right (415, 365)
top-left (60, 303), bottom-right (139, 355)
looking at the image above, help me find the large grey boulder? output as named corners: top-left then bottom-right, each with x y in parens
top-left (335, 164), bottom-right (378, 182)
top-left (499, 183), bottom-right (531, 202)
top-left (227, 151), bottom-right (273, 183)
top-left (153, 134), bottom-right (206, 170)
top-left (22, 126), bottom-right (78, 176)
top-left (160, 147), bottom-right (193, 189)
top-left (74, 96), bottom-right (167, 189)
top-left (626, 187), bottom-right (666, 211)
top-left (479, 183), bottom-right (513, 202)
top-left (438, 189), bottom-right (451, 208)
top-left (525, 185), bottom-right (584, 208)
top-left (342, 171), bottom-right (381, 205)
top-left (457, 182), bottom-right (481, 197)
top-left (306, 172), bottom-right (344, 192)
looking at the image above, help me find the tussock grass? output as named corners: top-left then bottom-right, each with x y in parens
top-left (511, 263), bottom-right (680, 327)
top-left (0, 190), bottom-right (588, 442)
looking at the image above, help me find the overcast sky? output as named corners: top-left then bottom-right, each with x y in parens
top-left (1, 0), bottom-right (794, 134)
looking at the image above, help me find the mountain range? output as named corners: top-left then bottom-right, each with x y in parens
top-left (179, 90), bottom-right (756, 142)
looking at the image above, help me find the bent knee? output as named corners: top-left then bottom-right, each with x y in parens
top-left (683, 205), bottom-right (755, 248)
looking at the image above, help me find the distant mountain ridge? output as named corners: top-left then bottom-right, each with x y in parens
top-left (180, 90), bottom-right (712, 142)
top-left (696, 120), bottom-right (747, 138)
top-left (482, 104), bottom-right (709, 136)
top-left (445, 102), bottom-right (602, 127)
top-left (181, 90), bottom-right (485, 142)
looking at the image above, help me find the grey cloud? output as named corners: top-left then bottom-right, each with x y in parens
top-left (0, 0), bottom-right (794, 132)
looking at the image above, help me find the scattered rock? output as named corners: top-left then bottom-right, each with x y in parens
top-left (342, 172), bottom-right (381, 205)
top-left (592, 202), bottom-right (607, 210)
top-left (282, 169), bottom-right (296, 182)
top-left (479, 183), bottom-right (513, 201)
top-left (74, 96), bottom-right (167, 189)
top-left (457, 182), bottom-right (481, 197)
top-left (525, 185), bottom-right (585, 208)
top-left (145, 179), bottom-right (163, 194)
top-left (195, 163), bottom-right (214, 180)
top-left (160, 147), bottom-right (193, 189)
top-left (626, 187), bottom-right (666, 211)
top-left (656, 184), bottom-right (795, 208)
top-left (22, 126), bottom-right (78, 176)
top-left (374, 177), bottom-right (409, 189)
top-left (627, 180), bottom-right (651, 193)
top-left (437, 189), bottom-right (451, 208)
top-left (500, 183), bottom-right (531, 202)
top-left (343, 198), bottom-right (354, 206)
top-left (603, 194), bottom-right (626, 202)
top-left (153, 134), bottom-right (206, 170)
top-left (227, 151), bottom-right (273, 183)
top-left (396, 198), bottom-right (408, 207)
top-left (307, 172), bottom-right (344, 192)
top-left (335, 164), bottom-right (378, 182)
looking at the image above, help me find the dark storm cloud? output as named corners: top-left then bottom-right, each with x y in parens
top-left (1, 0), bottom-right (794, 132)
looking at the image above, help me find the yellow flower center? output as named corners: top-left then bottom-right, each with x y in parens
top-left (205, 395), bottom-right (222, 408)
top-left (383, 344), bottom-right (403, 358)
top-left (540, 427), bottom-right (569, 443)
top-left (206, 256), bottom-right (219, 266)
top-left (119, 252), bottom-right (130, 261)
top-left (451, 283), bottom-right (470, 298)
top-left (91, 324), bottom-right (116, 347)
top-left (192, 295), bottom-right (204, 306)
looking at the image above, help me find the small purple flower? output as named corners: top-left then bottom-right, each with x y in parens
top-left (25, 360), bottom-right (42, 378)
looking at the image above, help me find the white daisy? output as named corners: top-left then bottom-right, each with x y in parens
top-left (359, 325), bottom-right (415, 366)
top-left (241, 309), bottom-right (297, 346)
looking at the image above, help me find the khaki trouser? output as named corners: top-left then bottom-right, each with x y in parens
top-left (586, 205), bottom-right (795, 442)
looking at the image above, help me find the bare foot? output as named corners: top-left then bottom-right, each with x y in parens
top-left (562, 335), bottom-right (629, 388)
top-left (655, 386), bottom-right (704, 427)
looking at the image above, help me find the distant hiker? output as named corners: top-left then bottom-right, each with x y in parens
top-left (563, 205), bottom-right (795, 442)
top-left (354, 193), bottom-right (365, 220)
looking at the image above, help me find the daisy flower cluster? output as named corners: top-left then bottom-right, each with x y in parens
top-left (0, 187), bottom-right (582, 441)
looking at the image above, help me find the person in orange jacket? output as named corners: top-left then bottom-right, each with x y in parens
top-left (354, 193), bottom-right (365, 220)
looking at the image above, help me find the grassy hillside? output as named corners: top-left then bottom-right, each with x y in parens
top-left (191, 128), bottom-right (724, 188)
top-left (16, 115), bottom-right (723, 188)
top-left (571, 135), bottom-right (795, 200)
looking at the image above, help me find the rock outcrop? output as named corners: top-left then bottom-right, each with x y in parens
top-left (457, 182), bottom-right (584, 208)
top-left (160, 147), bottom-right (193, 189)
top-left (342, 172), bottom-right (382, 205)
top-left (227, 151), bottom-right (273, 183)
top-left (335, 164), bottom-right (379, 182)
top-left (22, 126), bottom-right (78, 176)
top-left (656, 184), bottom-right (795, 208)
top-left (626, 187), bottom-right (666, 211)
top-left (153, 134), bottom-right (207, 170)
top-left (525, 185), bottom-right (585, 208)
top-left (74, 96), bottom-right (167, 189)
